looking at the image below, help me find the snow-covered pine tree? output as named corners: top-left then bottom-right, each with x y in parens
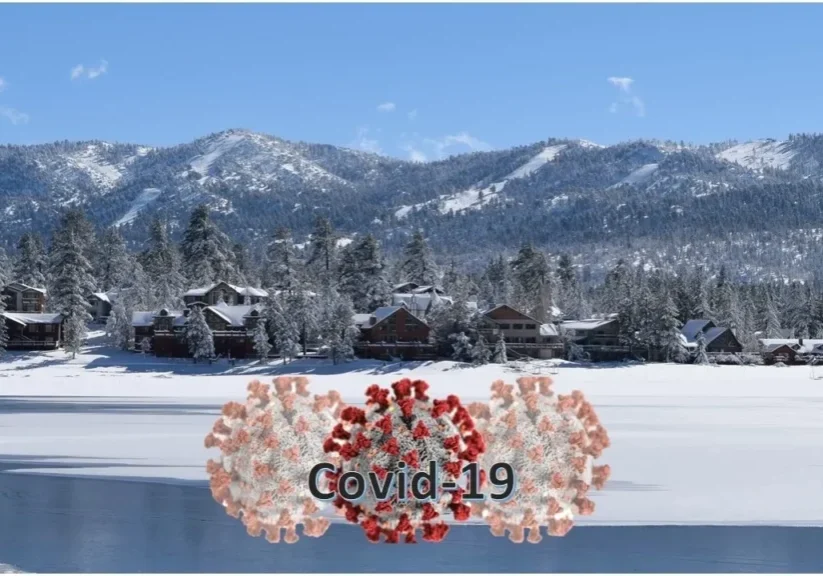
top-left (492, 334), bottom-right (507, 364)
top-left (143, 218), bottom-right (185, 309)
top-left (339, 234), bottom-right (392, 313)
top-left (450, 331), bottom-right (473, 362)
top-left (185, 306), bottom-right (214, 361)
top-left (106, 301), bottom-right (133, 351)
top-left (252, 318), bottom-right (271, 363)
top-left (318, 287), bottom-right (357, 364)
top-left (657, 291), bottom-right (688, 363)
top-left (511, 243), bottom-right (554, 322)
top-left (181, 205), bottom-right (237, 287)
top-left (48, 212), bottom-right (96, 358)
top-left (231, 242), bottom-right (251, 286)
top-left (399, 231), bottom-right (439, 286)
top-left (694, 331), bottom-right (710, 365)
top-left (93, 228), bottom-right (131, 292)
top-left (765, 291), bottom-right (783, 338)
top-left (267, 293), bottom-right (301, 363)
top-left (119, 256), bottom-right (156, 311)
top-left (480, 255), bottom-right (514, 309)
top-left (12, 232), bottom-right (47, 288)
top-left (471, 334), bottom-right (491, 365)
top-left (306, 216), bottom-right (338, 285)
top-left (140, 336), bottom-right (151, 354)
top-left (0, 248), bottom-right (10, 288)
top-left (264, 227), bottom-right (301, 293)
top-left (0, 273), bottom-right (7, 354)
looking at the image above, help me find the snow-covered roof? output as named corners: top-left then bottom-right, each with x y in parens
top-left (701, 327), bottom-right (729, 345)
top-left (90, 291), bottom-right (118, 304)
top-left (205, 302), bottom-right (260, 327)
top-left (679, 333), bottom-right (697, 349)
top-left (391, 292), bottom-right (453, 311)
top-left (539, 323), bottom-right (558, 337)
top-left (131, 311), bottom-right (155, 327)
top-left (3, 282), bottom-right (46, 294)
top-left (393, 282), bottom-right (419, 291)
top-left (682, 319), bottom-right (714, 342)
top-left (759, 338), bottom-right (823, 355)
top-left (2, 312), bottom-right (62, 325)
top-left (182, 282), bottom-right (268, 298)
top-left (352, 313), bottom-right (372, 328)
top-left (560, 318), bottom-right (616, 331)
top-left (411, 285), bottom-right (445, 295)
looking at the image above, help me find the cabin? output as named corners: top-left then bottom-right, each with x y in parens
top-left (181, 282), bottom-right (268, 307)
top-left (2, 312), bottom-right (63, 350)
top-left (681, 319), bottom-right (743, 354)
top-left (353, 305), bottom-right (435, 360)
top-left (88, 292), bottom-right (117, 322)
top-left (761, 343), bottom-right (797, 365)
top-left (559, 316), bottom-right (631, 361)
top-left (138, 302), bottom-right (264, 358)
top-left (390, 292), bottom-right (453, 319)
top-left (2, 283), bottom-right (47, 313)
top-left (477, 304), bottom-right (563, 359)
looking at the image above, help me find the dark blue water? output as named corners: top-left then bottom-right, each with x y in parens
top-left (0, 472), bottom-right (821, 573)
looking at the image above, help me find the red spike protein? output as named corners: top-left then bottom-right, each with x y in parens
top-left (468, 376), bottom-right (611, 543)
top-left (322, 378), bottom-right (485, 543)
top-left (205, 376), bottom-right (344, 543)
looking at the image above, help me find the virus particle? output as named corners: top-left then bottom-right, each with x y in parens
top-left (323, 378), bottom-right (485, 543)
top-left (205, 376), bottom-right (344, 543)
top-left (469, 376), bottom-right (611, 543)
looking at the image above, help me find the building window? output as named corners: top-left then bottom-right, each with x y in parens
top-left (525, 337), bottom-right (536, 343)
top-left (513, 323), bottom-right (523, 330)
top-left (499, 323), bottom-right (511, 330)
top-left (44, 324), bottom-right (54, 333)
top-left (525, 323), bottom-right (536, 329)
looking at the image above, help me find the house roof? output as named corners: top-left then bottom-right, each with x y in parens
top-left (362, 305), bottom-right (427, 329)
top-left (681, 319), bottom-right (714, 342)
top-left (182, 282), bottom-right (268, 298)
top-left (2, 312), bottom-right (62, 325)
top-left (483, 304), bottom-right (543, 325)
top-left (759, 338), bottom-right (823, 354)
top-left (131, 311), bottom-right (155, 327)
top-left (701, 326), bottom-right (729, 345)
top-left (352, 313), bottom-right (372, 328)
top-left (3, 282), bottom-right (47, 294)
top-left (539, 323), bottom-right (558, 337)
top-left (560, 318), bottom-right (616, 331)
top-left (393, 282), bottom-right (419, 291)
top-left (391, 292), bottom-right (453, 311)
top-left (90, 291), bottom-right (119, 304)
top-left (205, 302), bottom-right (260, 327)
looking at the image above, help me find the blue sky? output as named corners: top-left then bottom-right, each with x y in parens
top-left (2, 3), bottom-right (823, 160)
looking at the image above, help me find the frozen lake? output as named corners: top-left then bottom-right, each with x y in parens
top-left (1, 472), bottom-right (822, 573)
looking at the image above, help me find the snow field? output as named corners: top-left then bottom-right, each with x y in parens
top-left (1, 347), bottom-right (823, 527)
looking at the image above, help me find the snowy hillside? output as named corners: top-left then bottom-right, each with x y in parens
top-left (717, 139), bottom-right (795, 171)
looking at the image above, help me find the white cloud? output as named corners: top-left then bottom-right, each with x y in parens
top-left (376, 102), bottom-right (396, 113)
top-left (0, 77), bottom-right (6, 93)
top-left (71, 60), bottom-right (108, 81)
top-left (407, 109), bottom-right (418, 121)
top-left (402, 145), bottom-right (426, 163)
top-left (0, 106), bottom-right (30, 125)
top-left (424, 132), bottom-right (492, 158)
top-left (350, 126), bottom-right (382, 154)
top-left (608, 76), bottom-right (634, 92)
top-left (608, 76), bottom-right (645, 117)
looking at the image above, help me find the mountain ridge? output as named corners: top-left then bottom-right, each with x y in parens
top-left (4, 129), bottom-right (823, 280)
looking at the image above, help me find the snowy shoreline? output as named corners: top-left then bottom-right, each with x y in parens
top-left (2, 338), bottom-right (823, 527)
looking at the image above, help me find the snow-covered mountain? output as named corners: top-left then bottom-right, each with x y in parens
top-left (4, 129), bottom-right (823, 277)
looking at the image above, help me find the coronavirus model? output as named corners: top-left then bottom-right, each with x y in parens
top-left (469, 376), bottom-right (611, 543)
top-left (322, 378), bottom-right (484, 543)
top-left (205, 376), bottom-right (344, 543)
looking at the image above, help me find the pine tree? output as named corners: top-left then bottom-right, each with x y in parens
top-left (185, 306), bottom-right (214, 361)
top-left (231, 242), bottom-right (252, 286)
top-left (267, 293), bottom-right (301, 363)
top-left (306, 216), bottom-right (338, 285)
top-left (694, 331), bottom-right (710, 365)
top-left (0, 280), bottom-right (7, 355)
top-left (264, 227), bottom-right (301, 293)
top-left (511, 243), bottom-right (554, 322)
top-left (13, 232), bottom-right (47, 287)
top-left (339, 234), bottom-right (392, 312)
top-left (252, 319), bottom-right (271, 362)
top-left (492, 334), bottom-right (507, 363)
top-left (318, 287), bottom-right (357, 364)
top-left (181, 205), bottom-right (237, 287)
top-left (658, 291), bottom-right (688, 363)
top-left (399, 231), bottom-right (439, 286)
top-left (450, 331), bottom-right (473, 362)
top-left (48, 212), bottom-right (96, 358)
top-left (0, 248), bottom-right (10, 288)
top-left (106, 301), bottom-right (133, 350)
top-left (765, 291), bottom-right (783, 338)
top-left (143, 218), bottom-right (185, 308)
top-left (471, 334), bottom-right (491, 365)
top-left (93, 228), bottom-right (131, 292)
top-left (140, 336), bottom-right (151, 354)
